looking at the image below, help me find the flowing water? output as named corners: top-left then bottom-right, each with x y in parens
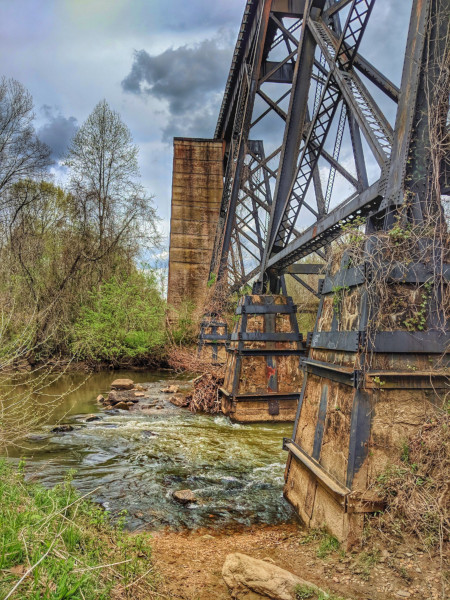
top-left (5, 370), bottom-right (295, 531)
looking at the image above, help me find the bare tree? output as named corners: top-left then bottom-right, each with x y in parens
top-left (64, 99), bottom-right (159, 255)
top-left (0, 77), bottom-right (52, 197)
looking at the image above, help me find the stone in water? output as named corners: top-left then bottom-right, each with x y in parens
top-left (173, 489), bottom-right (197, 504)
top-left (111, 378), bottom-right (134, 390)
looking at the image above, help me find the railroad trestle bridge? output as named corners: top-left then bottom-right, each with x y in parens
top-left (168, 0), bottom-right (450, 545)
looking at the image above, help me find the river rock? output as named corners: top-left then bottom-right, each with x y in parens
top-left (222, 553), bottom-right (323, 600)
top-left (85, 414), bottom-right (101, 422)
top-left (134, 392), bottom-right (146, 397)
top-left (107, 390), bottom-right (120, 405)
top-left (51, 424), bottom-right (73, 433)
top-left (173, 489), bottom-right (197, 504)
top-left (96, 394), bottom-right (105, 404)
top-left (162, 385), bottom-right (179, 394)
top-left (115, 401), bottom-right (130, 410)
top-left (135, 384), bottom-right (146, 391)
top-left (170, 394), bottom-right (189, 407)
top-left (111, 378), bottom-right (134, 390)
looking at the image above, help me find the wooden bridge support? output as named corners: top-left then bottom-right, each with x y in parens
top-left (220, 294), bottom-right (305, 422)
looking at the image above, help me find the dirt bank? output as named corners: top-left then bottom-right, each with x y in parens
top-left (151, 522), bottom-right (445, 600)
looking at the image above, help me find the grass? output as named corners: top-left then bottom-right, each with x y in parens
top-left (294, 584), bottom-right (346, 600)
top-left (0, 459), bottom-right (160, 600)
top-left (357, 549), bottom-right (381, 580)
top-left (299, 528), bottom-right (341, 559)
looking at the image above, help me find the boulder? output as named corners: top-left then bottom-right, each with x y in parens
top-left (222, 553), bottom-right (322, 600)
top-left (115, 401), bottom-right (130, 410)
top-left (170, 394), bottom-right (189, 408)
top-left (96, 394), bottom-right (105, 404)
top-left (51, 424), bottom-right (73, 433)
top-left (173, 489), bottom-right (197, 504)
top-left (111, 378), bottom-right (134, 390)
top-left (162, 385), bottom-right (179, 394)
top-left (107, 391), bottom-right (120, 405)
top-left (85, 415), bottom-right (101, 422)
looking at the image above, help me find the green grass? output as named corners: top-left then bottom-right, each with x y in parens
top-left (299, 528), bottom-right (341, 559)
top-left (357, 548), bottom-right (381, 580)
top-left (0, 459), bottom-right (159, 600)
top-left (294, 584), bottom-right (346, 600)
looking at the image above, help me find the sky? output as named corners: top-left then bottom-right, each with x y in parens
top-left (0, 0), bottom-right (412, 259)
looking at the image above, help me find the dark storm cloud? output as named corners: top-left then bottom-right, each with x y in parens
top-left (121, 39), bottom-right (230, 115)
top-left (37, 105), bottom-right (78, 159)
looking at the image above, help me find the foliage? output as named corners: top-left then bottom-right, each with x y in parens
top-left (374, 413), bottom-right (449, 548)
top-left (0, 460), bottom-right (159, 599)
top-left (331, 285), bottom-right (349, 317)
top-left (299, 528), bottom-right (341, 559)
top-left (70, 270), bottom-right (166, 363)
top-left (294, 584), bottom-right (346, 600)
top-left (0, 89), bottom-right (162, 365)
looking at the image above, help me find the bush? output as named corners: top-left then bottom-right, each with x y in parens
top-left (70, 270), bottom-right (166, 363)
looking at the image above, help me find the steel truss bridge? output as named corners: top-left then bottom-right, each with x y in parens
top-left (208, 0), bottom-right (449, 294)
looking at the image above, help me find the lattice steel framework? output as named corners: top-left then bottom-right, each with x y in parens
top-left (209, 0), bottom-right (449, 293)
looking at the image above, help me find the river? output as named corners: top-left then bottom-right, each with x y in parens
top-left (5, 370), bottom-right (295, 531)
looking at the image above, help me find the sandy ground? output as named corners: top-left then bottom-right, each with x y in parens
top-left (150, 522), bottom-right (446, 600)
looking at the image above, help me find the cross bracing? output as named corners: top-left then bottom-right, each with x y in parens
top-left (209, 0), bottom-right (449, 294)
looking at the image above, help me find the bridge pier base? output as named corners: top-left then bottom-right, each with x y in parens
top-left (283, 255), bottom-right (449, 548)
top-left (219, 294), bottom-right (305, 422)
top-left (198, 315), bottom-right (228, 365)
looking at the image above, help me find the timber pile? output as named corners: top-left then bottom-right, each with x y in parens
top-left (185, 373), bottom-right (223, 414)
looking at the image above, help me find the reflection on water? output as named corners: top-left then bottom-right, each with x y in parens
top-left (5, 370), bottom-right (295, 531)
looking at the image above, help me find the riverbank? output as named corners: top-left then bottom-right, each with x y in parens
top-left (151, 522), bottom-right (444, 600)
top-left (0, 460), bottom-right (160, 600)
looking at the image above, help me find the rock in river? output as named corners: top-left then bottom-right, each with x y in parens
top-left (115, 401), bottom-right (130, 410)
top-left (162, 385), bottom-right (179, 394)
top-left (111, 378), bottom-right (134, 390)
top-left (51, 424), bottom-right (74, 433)
top-left (170, 394), bottom-right (189, 407)
top-left (173, 489), bottom-right (197, 504)
top-left (96, 394), bottom-right (105, 404)
top-left (85, 415), bottom-right (101, 422)
top-left (222, 553), bottom-right (323, 600)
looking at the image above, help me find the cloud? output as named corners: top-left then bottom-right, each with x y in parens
top-left (161, 102), bottom-right (219, 142)
top-left (37, 105), bottom-right (78, 159)
top-left (121, 38), bottom-right (230, 116)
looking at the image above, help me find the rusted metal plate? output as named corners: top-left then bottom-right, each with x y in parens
top-left (268, 399), bottom-right (280, 415)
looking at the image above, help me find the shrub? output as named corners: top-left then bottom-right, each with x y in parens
top-left (70, 269), bottom-right (166, 363)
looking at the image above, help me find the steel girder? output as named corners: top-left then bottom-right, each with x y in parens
top-left (210, 0), bottom-right (449, 293)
